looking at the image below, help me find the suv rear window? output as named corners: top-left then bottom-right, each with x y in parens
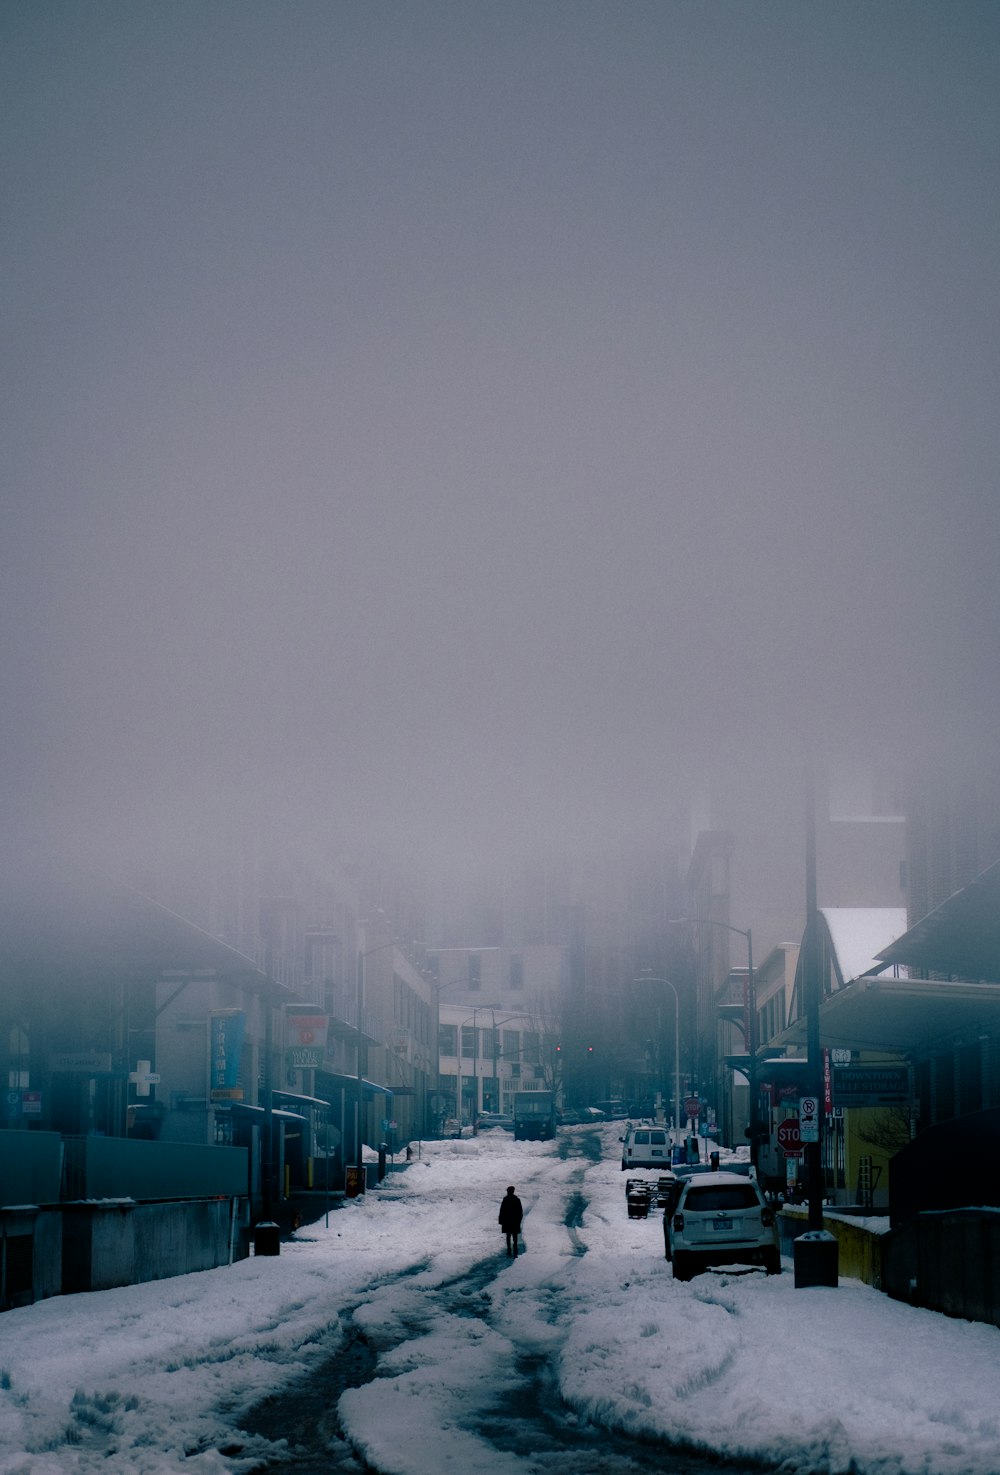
top-left (649, 1131), bottom-right (666, 1144)
top-left (684, 1185), bottom-right (760, 1212)
top-left (633, 1131), bottom-right (650, 1144)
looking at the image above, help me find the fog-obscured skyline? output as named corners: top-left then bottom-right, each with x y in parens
top-left (4, 2), bottom-right (999, 876)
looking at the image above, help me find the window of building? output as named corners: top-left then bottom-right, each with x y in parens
top-left (461, 1026), bottom-right (476, 1059)
top-left (502, 1029), bottom-right (520, 1062)
top-left (439, 1023), bottom-right (457, 1057)
top-left (523, 1031), bottom-right (539, 1065)
top-left (439, 1073), bottom-right (458, 1113)
top-left (7, 1024), bottom-right (29, 1089)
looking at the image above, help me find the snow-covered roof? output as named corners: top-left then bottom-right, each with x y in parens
top-left (819, 907), bottom-right (908, 984)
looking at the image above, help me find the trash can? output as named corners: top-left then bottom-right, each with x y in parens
top-left (253, 1221), bottom-right (280, 1256)
top-left (627, 1188), bottom-right (650, 1219)
top-left (793, 1229), bottom-right (838, 1287)
top-left (345, 1165), bottom-right (363, 1198)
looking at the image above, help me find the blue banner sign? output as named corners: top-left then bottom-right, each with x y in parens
top-left (210, 1011), bottom-right (246, 1099)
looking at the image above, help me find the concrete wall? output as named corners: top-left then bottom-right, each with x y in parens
top-left (780, 1204), bottom-right (1000, 1330)
top-left (1, 1206), bottom-right (62, 1309)
top-left (883, 1208), bottom-right (1000, 1327)
top-left (61, 1197), bottom-right (248, 1294)
top-left (779, 1206), bottom-right (887, 1289)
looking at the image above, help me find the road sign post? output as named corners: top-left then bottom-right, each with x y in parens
top-left (799, 1096), bottom-right (819, 1144)
top-left (776, 1119), bottom-right (802, 1153)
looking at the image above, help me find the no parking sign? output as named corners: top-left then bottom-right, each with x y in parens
top-left (799, 1096), bottom-right (819, 1143)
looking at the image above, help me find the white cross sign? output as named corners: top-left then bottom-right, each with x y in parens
top-left (129, 1060), bottom-right (161, 1096)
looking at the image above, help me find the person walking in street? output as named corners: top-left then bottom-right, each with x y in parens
top-left (498, 1185), bottom-right (523, 1258)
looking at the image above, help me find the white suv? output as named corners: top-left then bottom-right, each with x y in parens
top-left (668, 1171), bottom-right (780, 1280)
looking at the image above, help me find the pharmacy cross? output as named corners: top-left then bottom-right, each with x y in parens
top-left (128, 1059), bottom-right (160, 1096)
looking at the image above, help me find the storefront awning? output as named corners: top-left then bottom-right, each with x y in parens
top-left (775, 973), bottom-right (1000, 1055)
top-left (875, 860), bottom-right (1000, 983)
top-left (223, 1103), bottom-right (307, 1122)
top-left (272, 1090), bottom-right (330, 1112)
top-left (315, 1069), bottom-right (393, 1100)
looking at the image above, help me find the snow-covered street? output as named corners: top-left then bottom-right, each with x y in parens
top-left (2, 1125), bottom-right (999, 1475)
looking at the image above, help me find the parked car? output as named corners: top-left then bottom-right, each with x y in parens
top-left (667, 1170), bottom-right (781, 1280)
top-left (476, 1111), bottom-right (514, 1131)
top-left (655, 1172), bottom-right (679, 1209)
top-left (660, 1178), bottom-right (685, 1258)
top-left (559, 1106), bottom-right (606, 1125)
top-left (620, 1124), bottom-right (671, 1170)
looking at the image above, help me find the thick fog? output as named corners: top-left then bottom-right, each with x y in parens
top-left (3, 2), bottom-right (999, 878)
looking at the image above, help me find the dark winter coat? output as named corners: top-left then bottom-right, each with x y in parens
top-left (498, 1192), bottom-right (523, 1231)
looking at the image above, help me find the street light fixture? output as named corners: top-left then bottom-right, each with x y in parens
top-left (633, 975), bottom-right (681, 1137)
top-left (669, 917), bottom-right (760, 1167)
top-left (489, 1008), bottom-right (540, 1114)
top-left (424, 948), bottom-right (502, 1135)
top-left (430, 975), bottom-right (465, 1134)
top-left (457, 1003), bottom-right (500, 1133)
top-left (355, 936), bottom-right (398, 1183)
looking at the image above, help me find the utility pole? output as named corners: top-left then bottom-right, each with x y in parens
top-left (804, 761), bottom-right (823, 1230)
top-left (355, 947), bottom-right (365, 1182)
top-left (633, 976), bottom-right (681, 1136)
top-left (261, 942), bottom-right (276, 1226)
top-left (794, 755), bottom-right (839, 1286)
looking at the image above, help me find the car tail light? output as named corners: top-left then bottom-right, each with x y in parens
top-left (761, 1206), bottom-right (775, 1227)
top-left (673, 1213), bottom-right (684, 1231)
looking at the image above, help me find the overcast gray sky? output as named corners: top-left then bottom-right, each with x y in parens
top-left (3, 1), bottom-right (999, 870)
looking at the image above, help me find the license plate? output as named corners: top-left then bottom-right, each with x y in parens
top-left (712, 1218), bottom-right (734, 1231)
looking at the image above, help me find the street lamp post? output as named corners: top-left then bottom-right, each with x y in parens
top-left (355, 937), bottom-right (398, 1181)
top-left (453, 1014), bottom-right (474, 1132)
top-left (459, 1004), bottom-right (501, 1133)
top-left (431, 976), bottom-right (464, 1133)
top-left (633, 976), bottom-right (681, 1136)
top-left (490, 1009), bottom-right (538, 1111)
top-left (669, 917), bottom-right (760, 1167)
top-left (425, 949), bottom-right (501, 1134)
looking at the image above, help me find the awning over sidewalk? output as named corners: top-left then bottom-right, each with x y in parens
top-left (875, 859), bottom-right (1000, 983)
top-left (272, 1090), bottom-right (331, 1112)
top-left (768, 868), bottom-right (1000, 1057)
top-left (315, 1069), bottom-right (393, 1101)
top-left (777, 973), bottom-right (1000, 1053)
top-left (224, 1103), bottom-right (308, 1122)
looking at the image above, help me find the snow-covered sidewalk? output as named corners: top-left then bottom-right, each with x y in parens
top-left (1, 1126), bottom-right (999, 1474)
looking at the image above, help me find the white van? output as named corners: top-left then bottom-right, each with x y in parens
top-left (620, 1124), bottom-right (671, 1170)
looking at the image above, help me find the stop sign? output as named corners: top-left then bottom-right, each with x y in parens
top-left (776, 1120), bottom-right (801, 1151)
top-left (684, 1096), bottom-right (701, 1118)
